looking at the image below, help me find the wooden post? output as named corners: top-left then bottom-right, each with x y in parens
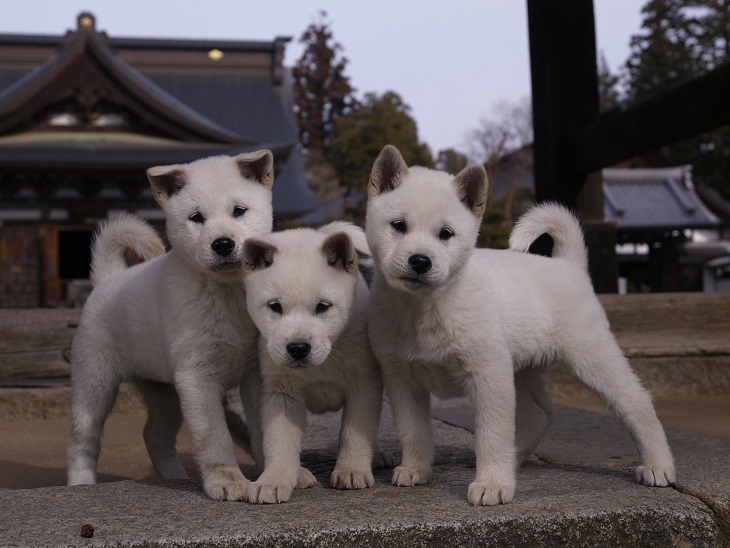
top-left (527, 0), bottom-right (617, 292)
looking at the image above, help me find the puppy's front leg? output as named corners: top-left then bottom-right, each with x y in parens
top-left (384, 365), bottom-right (433, 486)
top-left (466, 357), bottom-right (517, 506)
top-left (176, 374), bottom-right (248, 501)
top-left (246, 387), bottom-right (306, 504)
top-left (331, 373), bottom-right (382, 489)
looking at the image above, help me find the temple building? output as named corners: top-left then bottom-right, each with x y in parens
top-left (0, 13), bottom-right (320, 307)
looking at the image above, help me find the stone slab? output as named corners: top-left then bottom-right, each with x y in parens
top-left (0, 405), bottom-right (727, 547)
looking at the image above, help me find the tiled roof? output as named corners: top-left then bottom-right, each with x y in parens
top-left (602, 167), bottom-right (720, 230)
top-left (0, 14), bottom-right (321, 219)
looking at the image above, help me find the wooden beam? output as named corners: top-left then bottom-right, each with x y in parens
top-left (570, 61), bottom-right (730, 175)
top-left (527, 0), bottom-right (601, 210)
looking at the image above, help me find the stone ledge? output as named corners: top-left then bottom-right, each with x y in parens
top-left (1, 406), bottom-right (727, 547)
top-left (0, 383), bottom-right (145, 420)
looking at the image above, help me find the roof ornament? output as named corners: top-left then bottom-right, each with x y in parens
top-left (77, 12), bottom-right (96, 32)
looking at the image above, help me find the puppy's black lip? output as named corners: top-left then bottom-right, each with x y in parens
top-left (400, 277), bottom-right (428, 287)
top-left (212, 261), bottom-right (242, 271)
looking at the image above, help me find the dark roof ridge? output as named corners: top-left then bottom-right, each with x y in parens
top-left (0, 13), bottom-right (253, 144)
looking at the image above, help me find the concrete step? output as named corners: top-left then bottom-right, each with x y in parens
top-left (0, 403), bottom-right (727, 547)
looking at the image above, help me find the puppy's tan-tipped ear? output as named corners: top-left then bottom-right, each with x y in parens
top-left (147, 165), bottom-right (187, 206)
top-left (243, 238), bottom-right (276, 273)
top-left (368, 145), bottom-right (409, 198)
top-left (235, 149), bottom-right (274, 189)
top-left (453, 164), bottom-right (488, 218)
top-left (322, 232), bottom-right (357, 274)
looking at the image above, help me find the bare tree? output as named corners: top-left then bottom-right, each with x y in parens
top-left (465, 98), bottom-right (533, 220)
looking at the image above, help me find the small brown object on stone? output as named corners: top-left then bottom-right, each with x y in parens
top-left (80, 523), bottom-right (94, 538)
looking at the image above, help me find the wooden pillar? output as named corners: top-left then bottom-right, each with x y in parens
top-left (527, 0), bottom-right (617, 292)
top-left (38, 224), bottom-right (61, 307)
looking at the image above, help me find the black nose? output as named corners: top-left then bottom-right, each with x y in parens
top-left (286, 342), bottom-right (311, 360)
top-left (408, 254), bottom-right (432, 275)
top-left (211, 237), bottom-right (235, 257)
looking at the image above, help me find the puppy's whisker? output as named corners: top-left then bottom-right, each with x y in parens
top-left (327, 347), bottom-right (353, 371)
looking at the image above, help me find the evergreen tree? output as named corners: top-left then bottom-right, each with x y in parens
top-left (597, 52), bottom-right (622, 111)
top-left (329, 91), bottom-right (433, 221)
top-left (293, 11), bottom-right (357, 156)
top-left (625, 0), bottom-right (730, 198)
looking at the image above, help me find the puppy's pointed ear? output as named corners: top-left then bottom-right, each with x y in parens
top-left (235, 149), bottom-right (274, 189)
top-left (453, 164), bottom-right (488, 218)
top-left (368, 145), bottom-right (409, 198)
top-left (243, 238), bottom-right (276, 273)
top-left (147, 165), bottom-right (187, 206)
top-left (322, 232), bottom-right (357, 275)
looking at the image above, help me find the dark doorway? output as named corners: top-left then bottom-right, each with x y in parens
top-left (58, 230), bottom-right (92, 280)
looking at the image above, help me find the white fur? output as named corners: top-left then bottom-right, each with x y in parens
top-left (89, 213), bottom-right (165, 285)
top-left (241, 224), bottom-right (391, 504)
top-left (67, 151), bottom-right (274, 501)
top-left (365, 145), bottom-right (675, 506)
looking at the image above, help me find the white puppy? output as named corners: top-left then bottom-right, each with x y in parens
top-left (67, 151), bottom-right (274, 501)
top-left (365, 145), bottom-right (675, 506)
top-left (241, 223), bottom-right (390, 504)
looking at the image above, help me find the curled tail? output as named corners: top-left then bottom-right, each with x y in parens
top-left (90, 213), bottom-right (166, 286)
top-left (318, 220), bottom-right (373, 285)
top-left (509, 202), bottom-right (588, 271)
top-left (317, 220), bottom-right (370, 255)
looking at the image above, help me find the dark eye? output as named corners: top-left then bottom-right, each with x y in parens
top-left (189, 212), bottom-right (205, 223)
top-left (439, 227), bottom-right (454, 240)
top-left (233, 206), bottom-right (246, 218)
top-left (315, 301), bottom-right (331, 314)
top-left (391, 220), bottom-right (407, 234)
top-left (267, 301), bottom-right (282, 314)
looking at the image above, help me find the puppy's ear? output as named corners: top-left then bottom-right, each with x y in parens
top-left (322, 232), bottom-right (357, 275)
top-left (243, 239), bottom-right (276, 272)
top-left (453, 164), bottom-right (488, 218)
top-left (368, 145), bottom-right (409, 198)
top-left (147, 165), bottom-right (187, 206)
top-left (235, 149), bottom-right (274, 189)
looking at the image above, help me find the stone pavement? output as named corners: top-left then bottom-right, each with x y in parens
top-left (1, 398), bottom-right (728, 547)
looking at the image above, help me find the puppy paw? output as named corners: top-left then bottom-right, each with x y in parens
top-left (202, 467), bottom-right (249, 501)
top-left (331, 468), bottom-right (374, 490)
top-left (297, 466), bottom-right (318, 489)
top-left (67, 469), bottom-right (96, 486)
top-left (635, 463), bottom-right (675, 487)
top-left (467, 481), bottom-right (515, 506)
top-left (372, 450), bottom-right (394, 469)
top-left (246, 480), bottom-right (294, 504)
top-left (391, 465), bottom-right (431, 486)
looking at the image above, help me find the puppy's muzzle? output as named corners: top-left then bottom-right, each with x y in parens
top-left (408, 254), bottom-right (432, 275)
top-left (211, 237), bottom-right (235, 257)
top-left (286, 342), bottom-right (311, 361)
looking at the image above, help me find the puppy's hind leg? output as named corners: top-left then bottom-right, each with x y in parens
top-left (134, 380), bottom-right (188, 480)
top-left (565, 333), bottom-right (675, 486)
top-left (67, 351), bottom-right (121, 485)
top-left (514, 367), bottom-right (554, 465)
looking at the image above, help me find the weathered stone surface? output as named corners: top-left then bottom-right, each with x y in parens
top-left (549, 355), bottom-right (730, 399)
top-left (1, 405), bottom-right (726, 547)
top-left (0, 383), bottom-right (145, 420)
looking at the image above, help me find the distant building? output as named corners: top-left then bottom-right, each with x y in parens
top-left (489, 147), bottom-right (730, 292)
top-left (603, 167), bottom-right (726, 292)
top-left (0, 13), bottom-right (321, 307)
